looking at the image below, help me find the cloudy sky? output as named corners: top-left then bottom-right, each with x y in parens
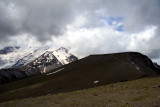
top-left (0, 0), bottom-right (160, 63)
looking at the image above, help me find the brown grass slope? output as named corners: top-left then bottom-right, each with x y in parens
top-left (0, 76), bottom-right (160, 107)
top-left (0, 52), bottom-right (159, 103)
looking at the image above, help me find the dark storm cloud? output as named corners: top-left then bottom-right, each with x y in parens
top-left (0, 0), bottom-right (76, 42)
top-left (148, 49), bottom-right (160, 59)
top-left (0, 0), bottom-right (160, 41)
top-left (18, 0), bottom-right (76, 42)
top-left (124, 0), bottom-right (160, 32)
top-left (0, 0), bottom-right (19, 41)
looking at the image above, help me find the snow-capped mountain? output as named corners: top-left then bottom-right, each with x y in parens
top-left (0, 46), bottom-right (78, 83)
top-left (0, 46), bottom-right (78, 70)
top-left (11, 46), bottom-right (52, 68)
top-left (21, 47), bottom-right (78, 74)
top-left (0, 46), bottom-right (38, 69)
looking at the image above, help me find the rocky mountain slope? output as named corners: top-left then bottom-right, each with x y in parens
top-left (0, 47), bottom-right (78, 83)
top-left (0, 52), bottom-right (159, 102)
top-left (0, 46), bottom-right (71, 69)
top-left (21, 47), bottom-right (78, 74)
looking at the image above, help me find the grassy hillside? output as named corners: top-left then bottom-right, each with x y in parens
top-left (0, 76), bottom-right (160, 107)
top-left (0, 52), bottom-right (159, 103)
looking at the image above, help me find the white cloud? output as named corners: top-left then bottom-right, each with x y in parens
top-left (53, 22), bottom-right (128, 58)
top-left (53, 21), bottom-right (160, 65)
top-left (127, 26), bottom-right (157, 53)
top-left (0, 0), bottom-right (160, 64)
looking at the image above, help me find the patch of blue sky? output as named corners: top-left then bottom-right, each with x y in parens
top-left (116, 24), bottom-right (124, 31)
top-left (99, 16), bottom-right (124, 32)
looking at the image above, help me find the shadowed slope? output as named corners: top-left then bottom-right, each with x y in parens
top-left (0, 52), bottom-right (159, 102)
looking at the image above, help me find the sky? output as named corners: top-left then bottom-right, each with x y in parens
top-left (0, 0), bottom-right (160, 64)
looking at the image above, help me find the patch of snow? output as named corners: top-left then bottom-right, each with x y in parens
top-left (93, 80), bottom-right (99, 84)
top-left (131, 61), bottom-right (141, 71)
top-left (43, 67), bottom-right (47, 73)
top-left (53, 48), bottom-right (71, 65)
top-left (135, 66), bottom-right (140, 70)
top-left (46, 68), bottom-right (65, 75)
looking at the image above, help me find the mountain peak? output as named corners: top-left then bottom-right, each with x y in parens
top-left (8, 46), bottom-right (78, 74)
top-left (57, 47), bottom-right (68, 53)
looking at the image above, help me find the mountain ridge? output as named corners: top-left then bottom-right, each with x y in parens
top-left (0, 52), bottom-right (159, 102)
